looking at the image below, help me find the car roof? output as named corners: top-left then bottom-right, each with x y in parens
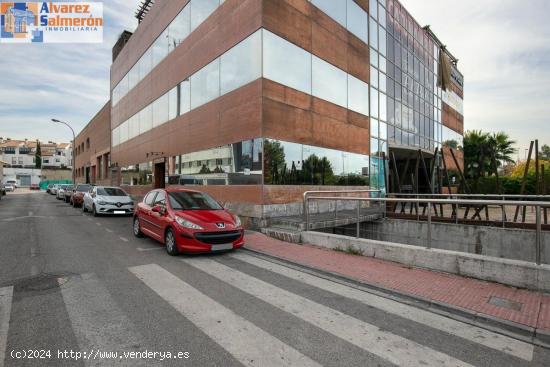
top-left (163, 187), bottom-right (203, 194)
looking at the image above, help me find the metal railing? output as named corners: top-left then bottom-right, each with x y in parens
top-left (302, 190), bottom-right (381, 225)
top-left (303, 196), bottom-right (550, 265)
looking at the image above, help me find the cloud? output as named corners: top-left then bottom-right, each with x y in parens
top-left (0, 0), bottom-right (140, 142)
top-left (400, 0), bottom-right (550, 152)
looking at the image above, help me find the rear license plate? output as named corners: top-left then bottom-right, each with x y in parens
top-left (211, 243), bottom-right (233, 251)
top-left (114, 210), bottom-right (126, 214)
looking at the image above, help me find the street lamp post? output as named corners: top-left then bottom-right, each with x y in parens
top-left (51, 119), bottom-right (76, 186)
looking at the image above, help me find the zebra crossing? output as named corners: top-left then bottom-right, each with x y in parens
top-left (0, 254), bottom-right (547, 367)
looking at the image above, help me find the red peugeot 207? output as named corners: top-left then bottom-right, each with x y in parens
top-left (133, 188), bottom-right (244, 255)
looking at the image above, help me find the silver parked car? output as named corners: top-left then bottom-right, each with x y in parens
top-left (83, 186), bottom-right (134, 217)
top-left (50, 184), bottom-right (60, 195)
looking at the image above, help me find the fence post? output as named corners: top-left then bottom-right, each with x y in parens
top-left (536, 205), bottom-right (541, 265)
top-left (356, 200), bottom-right (360, 238)
top-left (304, 197), bottom-right (309, 232)
top-left (427, 201), bottom-right (432, 249)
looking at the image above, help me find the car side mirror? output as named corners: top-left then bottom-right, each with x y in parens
top-left (152, 205), bottom-right (165, 214)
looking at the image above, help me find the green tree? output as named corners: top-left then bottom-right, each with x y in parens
top-left (463, 130), bottom-right (516, 181)
top-left (263, 139), bottom-right (286, 184)
top-left (540, 144), bottom-right (550, 161)
top-left (35, 141), bottom-right (42, 169)
top-left (488, 132), bottom-right (516, 167)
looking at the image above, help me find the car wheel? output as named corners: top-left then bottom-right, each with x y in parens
top-left (92, 204), bottom-right (99, 217)
top-left (165, 228), bottom-right (178, 256)
top-left (83, 203), bottom-right (87, 213)
top-left (133, 217), bottom-right (143, 238)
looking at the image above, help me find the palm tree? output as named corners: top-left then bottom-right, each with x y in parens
top-left (487, 132), bottom-right (516, 171)
top-left (463, 130), bottom-right (490, 180)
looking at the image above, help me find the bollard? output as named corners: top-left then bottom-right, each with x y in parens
top-left (501, 203), bottom-right (506, 229)
top-left (427, 202), bottom-right (432, 249)
top-left (536, 205), bottom-right (541, 265)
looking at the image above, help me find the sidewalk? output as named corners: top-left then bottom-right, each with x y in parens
top-left (244, 231), bottom-right (550, 338)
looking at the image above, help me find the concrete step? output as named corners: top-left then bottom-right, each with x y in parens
top-left (260, 227), bottom-right (302, 244)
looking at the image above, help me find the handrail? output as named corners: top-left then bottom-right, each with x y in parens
top-left (388, 193), bottom-right (550, 200)
top-left (303, 195), bottom-right (549, 265)
top-left (302, 189), bottom-right (381, 225)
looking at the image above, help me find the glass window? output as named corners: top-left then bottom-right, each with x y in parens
top-left (153, 92), bottom-right (169, 127)
top-left (139, 48), bottom-right (152, 81)
top-left (112, 127), bottom-right (120, 147)
top-left (128, 114), bottom-right (139, 139)
top-left (264, 139), bottom-right (370, 186)
top-left (152, 29), bottom-right (169, 67)
top-left (168, 5), bottom-right (190, 52)
top-left (370, 48), bottom-right (378, 68)
top-left (191, 59), bottom-right (220, 109)
top-left (311, 0), bottom-right (346, 27)
top-left (371, 119), bottom-right (379, 138)
top-left (169, 86), bottom-right (178, 120)
top-left (369, 19), bottom-right (378, 49)
top-left (144, 192), bottom-right (157, 206)
top-left (312, 56), bottom-right (347, 108)
top-left (370, 87), bottom-right (379, 118)
top-left (122, 163), bottom-right (153, 186)
top-left (191, 0), bottom-right (219, 30)
top-left (369, 0), bottom-right (378, 20)
top-left (139, 104), bottom-right (153, 134)
top-left (153, 190), bottom-right (166, 206)
top-left (263, 30), bottom-right (311, 95)
top-left (370, 66), bottom-right (378, 88)
top-left (378, 3), bottom-right (387, 28)
top-left (220, 31), bottom-right (262, 95)
top-left (119, 122), bottom-right (128, 144)
top-left (379, 92), bottom-right (387, 121)
top-left (180, 79), bottom-right (191, 114)
top-left (97, 187), bottom-right (128, 196)
top-left (347, 75), bottom-right (369, 116)
top-left (379, 26), bottom-right (387, 57)
top-left (129, 64), bottom-right (139, 90)
top-left (169, 191), bottom-right (223, 210)
top-left (379, 121), bottom-right (388, 140)
top-left (346, 0), bottom-right (368, 43)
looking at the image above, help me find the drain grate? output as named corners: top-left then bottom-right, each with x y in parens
top-left (488, 296), bottom-right (523, 311)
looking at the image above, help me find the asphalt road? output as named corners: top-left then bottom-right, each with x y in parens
top-left (0, 191), bottom-right (549, 367)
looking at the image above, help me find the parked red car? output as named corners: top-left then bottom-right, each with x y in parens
top-left (30, 184), bottom-right (40, 190)
top-left (133, 188), bottom-right (244, 255)
top-left (71, 184), bottom-right (93, 207)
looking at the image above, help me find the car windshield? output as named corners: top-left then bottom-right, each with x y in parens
top-left (76, 185), bottom-right (92, 192)
top-left (168, 192), bottom-right (222, 211)
top-left (65, 186), bottom-right (74, 191)
top-left (97, 188), bottom-right (127, 197)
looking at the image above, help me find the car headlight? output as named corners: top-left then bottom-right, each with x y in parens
top-left (175, 216), bottom-right (203, 230)
top-left (233, 215), bottom-right (242, 227)
top-left (98, 200), bottom-right (108, 205)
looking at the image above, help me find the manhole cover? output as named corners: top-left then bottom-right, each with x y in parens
top-left (488, 296), bottom-right (523, 311)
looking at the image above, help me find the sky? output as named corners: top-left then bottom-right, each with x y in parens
top-left (1, 0), bottom-right (549, 157)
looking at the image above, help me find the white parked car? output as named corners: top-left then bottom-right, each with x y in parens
top-left (56, 184), bottom-right (70, 200)
top-left (5, 180), bottom-right (17, 189)
top-left (50, 184), bottom-right (60, 195)
top-left (4, 183), bottom-right (14, 192)
top-left (83, 186), bottom-right (134, 217)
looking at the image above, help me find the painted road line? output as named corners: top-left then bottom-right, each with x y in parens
top-left (136, 247), bottom-right (163, 252)
top-left (232, 253), bottom-right (534, 361)
top-left (0, 287), bottom-right (14, 367)
top-left (129, 264), bottom-right (322, 367)
top-left (185, 258), bottom-right (476, 367)
top-left (119, 237), bottom-right (129, 242)
top-left (95, 222), bottom-right (102, 226)
top-left (105, 228), bottom-right (113, 233)
top-left (59, 274), bottom-right (153, 366)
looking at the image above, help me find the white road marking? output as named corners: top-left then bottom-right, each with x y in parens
top-left (185, 258), bottom-right (476, 367)
top-left (136, 247), bottom-right (163, 252)
top-left (30, 265), bottom-right (39, 276)
top-left (105, 228), bottom-right (113, 233)
top-left (0, 287), bottom-right (13, 367)
top-left (59, 274), bottom-right (153, 366)
top-left (28, 211), bottom-right (33, 216)
top-left (232, 253), bottom-right (534, 361)
top-left (30, 247), bottom-right (37, 258)
top-left (119, 237), bottom-right (129, 242)
top-left (129, 264), bottom-right (322, 367)
top-left (95, 222), bottom-right (101, 226)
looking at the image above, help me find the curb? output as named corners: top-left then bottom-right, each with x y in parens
top-left (242, 246), bottom-right (550, 350)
